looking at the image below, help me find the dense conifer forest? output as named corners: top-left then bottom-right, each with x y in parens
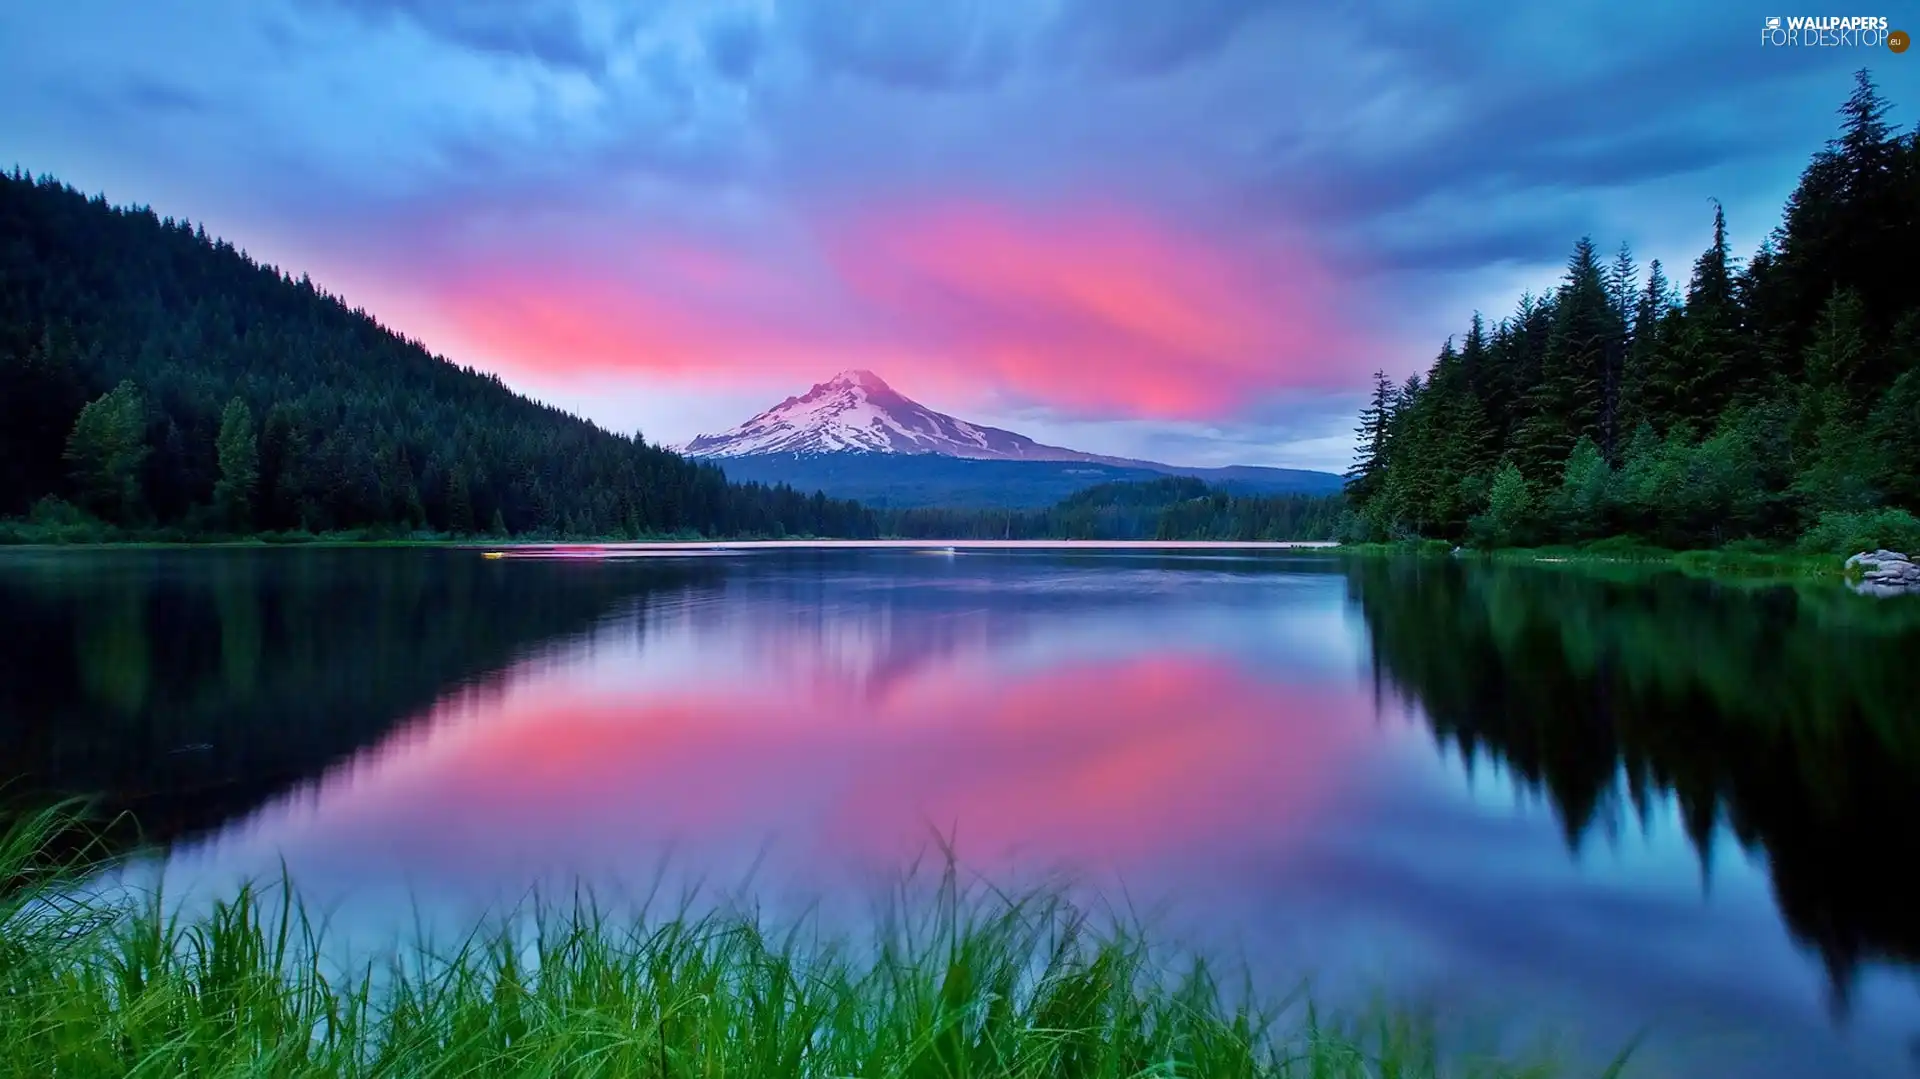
top-left (0, 170), bottom-right (879, 540)
top-left (883, 477), bottom-right (1341, 540)
top-left (1345, 71), bottom-right (1920, 555)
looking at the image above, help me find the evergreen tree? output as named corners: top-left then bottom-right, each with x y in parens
top-left (1468, 463), bottom-right (1532, 548)
top-left (1734, 238), bottom-right (1794, 396)
top-left (1606, 242), bottom-right (1640, 326)
top-left (1344, 73), bottom-right (1918, 549)
top-left (1675, 201), bottom-right (1743, 424)
top-left (1346, 369), bottom-right (1397, 502)
top-left (1551, 436), bottom-right (1613, 541)
top-left (1460, 312), bottom-right (1491, 401)
top-left (1773, 71), bottom-right (1907, 351)
top-left (213, 396), bottom-right (258, 530)
top-left (1598, 243), bottom-right (1640, 457)
top-left (1514, 238), bottom-right (1612, 480)
top-left (1370, 374), bottom-right (1426, 536)
top-left (1870, 364), bottom-right (1920, 510)
top-left (445, 465), bottom-right (474, 534)
top-left (1791, 289), bottom-right (1880, 514)
top-left (63, 381), bottom-right (149, 523)
top-left (0, 328), bottom-right (87, 515)
top-left (1619, 259), bottom-right (1677, 437)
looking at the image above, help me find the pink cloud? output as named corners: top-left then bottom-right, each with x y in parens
top-left (822, 202), bottom-right (1357, 417)
top-left (395, 197), bottom-right (1362, 420)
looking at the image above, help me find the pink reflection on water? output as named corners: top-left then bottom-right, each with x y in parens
top-left (230, 640), bottom-right (1371, 894)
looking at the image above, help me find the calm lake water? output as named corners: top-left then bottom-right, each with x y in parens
top-left (2, 546), bottom-right (1918, 1077)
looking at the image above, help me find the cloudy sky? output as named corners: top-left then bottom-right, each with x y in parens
top-left (2, 2), bottom-right (1913, 471)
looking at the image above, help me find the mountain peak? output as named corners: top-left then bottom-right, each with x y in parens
top-left (826, 369), bottom-right (889, 390)
top-left (681, 371), bottom-right (1103, 462)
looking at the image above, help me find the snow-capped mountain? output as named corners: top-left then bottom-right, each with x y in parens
top-left (677, 370), bottom-right (1345, 506)
top-left (680, 370), bottom-right (1104, 462)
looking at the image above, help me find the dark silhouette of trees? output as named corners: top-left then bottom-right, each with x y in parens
top-left (884, 477), bottom-right (1341, 541)
top-left (0, 168), bottom-right (878, 540)
top-left (1347, 71), bottom-right (1920, 552)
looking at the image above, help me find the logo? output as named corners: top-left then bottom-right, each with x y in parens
top-left (1760, 15), bottom-right (1893, 47)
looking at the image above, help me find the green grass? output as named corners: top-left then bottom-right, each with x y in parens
top-left (0, 810), bottom-right (1612, 1078)
top-left (1337, 538), bottom-right (1847, 581)
top-left (1336, 540), bottom-right (1459, 560)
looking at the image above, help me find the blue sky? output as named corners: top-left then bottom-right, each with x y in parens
top-left (2, 1), bottom-right (1912, 471)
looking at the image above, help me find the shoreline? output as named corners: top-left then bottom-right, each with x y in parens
top-left (0, 537), bottom-right (1345, 553)
top-left (1335, 539), bottom-right (1850, 580)
top-left (482, 538), bottom-right (1342, 555)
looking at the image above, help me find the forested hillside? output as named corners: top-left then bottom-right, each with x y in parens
top-left (692, 452), bottom-right (1341, 510)
top-left (885, 477), bottom-right (1341, 541)
top-left (1347, 71), bottom-right (1920, 553)
top-left (0, 171), bottom-right (877, 540)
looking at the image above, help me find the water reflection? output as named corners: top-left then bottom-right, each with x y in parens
top-left (1344, 558), bottom-right (1920, 1014)
top-left (0, 547), bottom-right (719, 843)
top-left (255, 652), bottom-right (1369, 893)
top-left (4, 548), bottom-right (1919, 1078)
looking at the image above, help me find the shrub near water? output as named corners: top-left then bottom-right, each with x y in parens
top-left (1797, 508), bottom-right (1920, 556)
top-left (0, 813), bottom-right (1609, 1078)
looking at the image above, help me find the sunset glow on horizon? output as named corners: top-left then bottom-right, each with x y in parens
top-left (419, 198), bottom-right (1356, 422)
top-left (4, 1), bottom-right (1907, 468)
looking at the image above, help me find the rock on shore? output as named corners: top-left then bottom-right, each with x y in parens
top-left (1846, 549), bottom-right (1920, 596)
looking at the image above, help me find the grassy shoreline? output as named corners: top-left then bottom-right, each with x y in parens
top-left (1336, 539), bottom-right (1851, 580)
top-left (0, 814), bottom-right (1607, 1078)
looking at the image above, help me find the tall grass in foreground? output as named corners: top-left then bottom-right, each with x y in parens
top-left (0, 811), bottom-right (1614, 1078)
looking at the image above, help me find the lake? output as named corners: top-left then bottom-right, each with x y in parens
top-left (1, 546), bottom-right (1917, 1077)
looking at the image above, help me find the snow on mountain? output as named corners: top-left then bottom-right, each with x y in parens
top-left (680, 370), bottom-right (1106, 462)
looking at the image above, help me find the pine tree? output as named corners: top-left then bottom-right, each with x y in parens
top-left (1606, 242), bottom-right (1639, 328)
top-left (213, 396), bottom-right (258, 530)
top-left (1602, 242), bottom-right (1638, 457)
top-left (63, 381), bottom-right (149, 524)
top-left (1460, 312), bottom-right (1491, 401)
top-left (1551, 435), bottom-right (1613, 541)
top-left (1800, 288), bottom-right (1873, 417)
top-left (1791, 289), bottom-right (1880, 514)
top-left (1773, 70), bottom-right (1907, 352)
top-left (1501, 291), bottom-right (1557, 444)
top-left (1619, 259), bottom-right (1676, 438)
top-left (0, 327), bottom-right (86, 514)
top-left (1870, 364), bottom-right (1920, 510)
top-left (1675, 201), bottom-right (1742, 426)
top-left (1514, 238), bottom-right (1611, 480)
top-left (1367, 374), bottom-right (1426, 536)
top-left (1469, 463), bottom-right (1532, 548)
top-left (445, 465), bottom-right (474, 534)
top-left (1346, 369), bottom-right (1397, 502)
top-left (1734, 238), bottom-right (1796, 399)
